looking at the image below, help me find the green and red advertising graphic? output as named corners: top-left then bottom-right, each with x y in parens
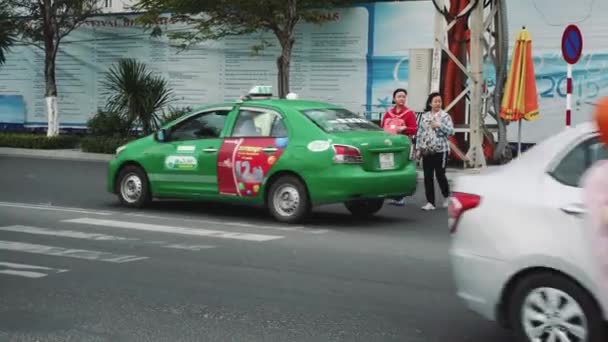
top-left (217, 137), bottom-right (288, 197)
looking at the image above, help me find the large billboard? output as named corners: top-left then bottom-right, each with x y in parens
top-left (0, 0), bottom-right (606, 143)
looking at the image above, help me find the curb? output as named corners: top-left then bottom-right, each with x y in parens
top-left (0, 147), bottom-right (113, 162)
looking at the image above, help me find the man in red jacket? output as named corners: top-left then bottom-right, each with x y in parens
top-left (381, 88), bottom-right (418, 206)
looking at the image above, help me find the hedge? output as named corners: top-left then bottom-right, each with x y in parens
top-left (0, 133), bottom-right (81, 149)
top-left (81, 136), bottom-right (135, 154)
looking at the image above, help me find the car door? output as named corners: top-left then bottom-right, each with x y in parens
top-left (543, 135), bottom-right (607, 218)
top-left (540, 134), bottom-right (608, 298)
top-left (152, 107), bottom-right (232, 196)
top-left (217, 107), bottom-right (289, 198)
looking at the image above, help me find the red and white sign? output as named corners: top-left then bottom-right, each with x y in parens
top-left (561, 25), bottom-right (583, 128)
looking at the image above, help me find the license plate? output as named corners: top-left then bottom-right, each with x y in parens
top-left (379, 153), bottom-right (395, 170)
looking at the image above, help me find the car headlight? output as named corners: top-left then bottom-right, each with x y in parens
top-left (115, 145), bottom-right (127, 155)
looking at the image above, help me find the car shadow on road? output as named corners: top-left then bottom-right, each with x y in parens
top-left (103, 199), bottom-right (421, 229)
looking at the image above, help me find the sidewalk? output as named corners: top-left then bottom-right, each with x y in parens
top-left (0, 147), bottom-right (498, 181)
top-left (0, 147), bottom-right (113, 162)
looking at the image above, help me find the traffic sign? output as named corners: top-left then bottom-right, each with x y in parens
top-left (561, 24), bottom-right (583, 65)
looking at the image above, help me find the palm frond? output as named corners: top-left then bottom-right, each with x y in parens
top-left (102, 58), bottom-right (174, 134)
top-left (0, 9), bottom-right (17, 65)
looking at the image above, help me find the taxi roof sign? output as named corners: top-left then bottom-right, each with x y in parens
top-left (248, 85), bottom-right (273, 97)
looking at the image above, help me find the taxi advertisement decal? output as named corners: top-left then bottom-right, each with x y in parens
top-left (165, 155), bottom-right (198, 170)
top-left (217, 137), bottom-right (287, 197)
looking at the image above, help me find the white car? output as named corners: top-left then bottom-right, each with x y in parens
top-left (449, 121), bottom-right (608, 342)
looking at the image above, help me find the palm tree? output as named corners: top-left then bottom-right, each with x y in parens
top-left (102, 58), bottom-right (174, 135)
top-left (0, 8), bottom-right (17, 66)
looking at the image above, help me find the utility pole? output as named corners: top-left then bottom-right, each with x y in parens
top-left (430, 0), bottom-right (444, 93)
top-left (465, 0), bottom-right (486, 168)
top-left (431, 0), bottom-right (509, 168)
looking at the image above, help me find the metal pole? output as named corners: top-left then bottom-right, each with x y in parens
top-left (430, 0), bottom-right (445, 93)
top-left (566, 63), bottom-right (573, 128)
top-left (518, 120), bottom-right (522, 158)
top-left (465, 0), bottom-right (487, 168)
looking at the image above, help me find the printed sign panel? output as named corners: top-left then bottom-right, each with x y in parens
top-left (0, 0), bottom-right (607, 143)
top-left (217, 137), bottom-right (287, 197)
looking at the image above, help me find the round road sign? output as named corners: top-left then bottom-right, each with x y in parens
top-left (562, 24), bottom-right (583, 64)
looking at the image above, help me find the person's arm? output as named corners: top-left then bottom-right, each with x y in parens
top-left (380, 111), bottom-right (389, 129)
top-left (582, 162), bottom-right (608, 276)
top-left (403, 110), bottom-right (417, 137)
top-left (435, 112), bottom-right (455, 137)
top-left (415, 116), bottom-right (425, 152)
top-left (588, 163), bottom-right (608, 228)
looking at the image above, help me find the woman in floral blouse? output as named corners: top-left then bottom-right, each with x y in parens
top-left (416, 92), bottom-right (455, 211)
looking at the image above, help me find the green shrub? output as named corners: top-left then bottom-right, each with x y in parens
top-left (87, 110), bottom-right (131, 137)
top-left (0, 133), bottom-right (80, 149)
top-left (80, 136), bottom-right (135, 154)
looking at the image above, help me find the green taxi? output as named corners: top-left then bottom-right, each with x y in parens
top-left (107, 89), bottom-right (417, 223)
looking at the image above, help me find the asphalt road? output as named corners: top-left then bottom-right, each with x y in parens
top-left (0, 156), bottom-right (513, 342)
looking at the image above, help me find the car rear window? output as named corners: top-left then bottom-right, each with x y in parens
top-left (300, 108), bottom-right (381, 133)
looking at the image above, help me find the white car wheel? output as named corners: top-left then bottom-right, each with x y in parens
top-left (509, 273), bottom-right (606, 342)
top-left (521, 287), bottom-right (587, 341)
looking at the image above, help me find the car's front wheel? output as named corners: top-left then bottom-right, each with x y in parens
top-left (509, 272), bottom-right (606, 342)
top-left (344, 199), bottom-right (384, 217)
top-left (267, 175), bottom-right (310, 223)
top-left (116, 165), bottom-right (151, 208)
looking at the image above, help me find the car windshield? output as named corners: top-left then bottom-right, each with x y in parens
top-left (300, 108), bottom-right (381, 133)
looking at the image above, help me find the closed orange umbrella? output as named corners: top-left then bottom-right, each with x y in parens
top-left (499, 27), bottom-right (539, 157)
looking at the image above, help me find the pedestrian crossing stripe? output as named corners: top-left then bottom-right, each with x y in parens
top-left (0, 240), bottom-right (148, 263)
top-left (0, 225), bottom-right (136, 241)
top-left (63, 217), bottom-right (285, 242)
top-left (0, 261), bottom-right (68, 279)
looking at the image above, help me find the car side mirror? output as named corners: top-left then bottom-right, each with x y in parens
top-left (155, 129), bottom-right (168, 142)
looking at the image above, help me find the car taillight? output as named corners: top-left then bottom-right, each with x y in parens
top-left (448, 192), bottom-right (481, 234)
top-left (332, 144), bottom-right (362, 164)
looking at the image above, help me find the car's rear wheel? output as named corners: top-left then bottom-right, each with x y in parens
top-left (508, 272), bottom-right (606, 342)
top-left (116, 165), bottom-right (151, 208)
top-left (344, 199), bottom-right (384, 217)
top-left (267, 175), bottom-right (310, 223)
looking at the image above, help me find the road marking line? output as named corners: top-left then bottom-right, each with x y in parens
top-left (0, 261), bottom-right (69, 279)
top-left (0, 201), bottom-right (112, 216)
top-left (163, 244), bottom-right (216, 251)
top-left (0, 225), bottom-right (137, 241)
top-left (0, 261), bottom-right (68, 271)
top-left (0, 201), bottom-right (328, 234)
top-left (123, 213), bottom-right (328, 234)
top-left (63, 218), bottom-right (284, 242)
top-left (0, 270), bottom-right (50, 278)
top-left (0, 240), bottom-right (148, 263)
